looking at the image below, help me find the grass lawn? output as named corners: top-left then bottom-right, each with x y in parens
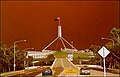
top-left (53, 51), bottom-right (90, 59)
top-left (53, 51), bottom-right (69, 58)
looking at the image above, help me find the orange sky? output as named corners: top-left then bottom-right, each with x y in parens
top-left (1, 1), bottom-right (119, 50)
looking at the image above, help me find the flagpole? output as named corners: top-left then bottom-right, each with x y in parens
top-left (58, 17), bottom-right (60, 26)
top-left (42, 17), bottom-right (78, 51)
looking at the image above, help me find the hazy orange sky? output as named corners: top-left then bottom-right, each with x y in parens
top-left (1, 1), bottom-right (119, 50)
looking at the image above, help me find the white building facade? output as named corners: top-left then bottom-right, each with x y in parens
top-left (26, 51), bottom-right (55, 59)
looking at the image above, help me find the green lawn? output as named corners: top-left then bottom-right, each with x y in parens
top-left (53, 51), bottom-right (69, 58)
top-left (53, 51), bottom-right (90, 59)
top-left (73, 52), bottom-right (90, 59)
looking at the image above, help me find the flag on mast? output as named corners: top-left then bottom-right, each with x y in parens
top-left (55, 17), bottom-right (60, 21)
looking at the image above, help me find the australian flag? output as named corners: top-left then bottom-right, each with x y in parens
top-left (54, 17), bottom-right (60, 21)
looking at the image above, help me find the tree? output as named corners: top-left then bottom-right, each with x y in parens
top-left (110, 27), bottom-right (120, 44)
top-left (0, 42), bottom-right (8, 72)
top-left (89, 45), bottom-right (101, 54)
top-left (0, 43), bottom-right (26, 72)
top-left (105, 27), bottom-right (120, 68)
top-left (89, 45), bottom-right (101, 65)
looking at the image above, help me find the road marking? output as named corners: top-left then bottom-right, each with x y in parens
top-left (50, 58), bottom-right (57, 69)
top-left (66, 58), bottom-right (77, 69)
top-left (58, 58), bottom-right (64, 77)
top-left (26, 72), bottom-right (33, 75)
top-left (61, 58), bottom-right (64, 68)
top-left (4, 73), bottom-right (17, 77)
top-left (58, 70), bottom-right (64, 77)
top-left (35, 73), bottom-right (42, 77)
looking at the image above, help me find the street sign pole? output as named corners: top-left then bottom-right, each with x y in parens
top-left (103, 58), bottom-right (106, 77)
top-left (103, 47), bottom-right (106, 77)
top-left (98, 46), bottom-right (110, 77)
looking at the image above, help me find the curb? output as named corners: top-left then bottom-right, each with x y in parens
top-left (66, 58), bottom-right (78, 70)
top-left (0, 70), bottom-right (25, 76)
top-left (50, 58), bottom-right (57, 69)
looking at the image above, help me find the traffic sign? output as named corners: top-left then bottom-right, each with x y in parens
top-left (67, 54), bottom-right (73, 61)
top-left (98, 46), bottom-right (110, 77)
top-left (98, 46), bottom-right (110, 58)
top-left (64, 69), bottom-right (78, 74)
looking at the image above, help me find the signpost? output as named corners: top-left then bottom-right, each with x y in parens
top-left (67, 54), bottom-right (73, 61)
top-left (98, 46), bottom-right (110, 77)
top-left (64, 69), bottom-right (78, 75)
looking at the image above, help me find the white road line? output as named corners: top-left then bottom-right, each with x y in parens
top-left (50, 58), bottom-right (57, 69)
top-left (35, 73), bottom-right (42, 77)
top-left (61, 58), bottom-right (64, 68)
top-left (66, 58), bottom-right (77, 69)
top-left (58, 70), bottom-right (64, 77)
top-left (3, 73), bottom-right (17, 77)
top-left (58, 58), bottom-right (64, 77)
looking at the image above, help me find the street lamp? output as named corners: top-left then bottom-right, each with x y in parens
top-left (101, 38), bottom-right (114, 46)
top-left (24, 48), bottom-right (34, 51)
top-left (71, 41), bottom-right (73, 46)
top-left (14, 40), bottom-right (26, 72)
top-left (24, 48), bottom-right (34, 58)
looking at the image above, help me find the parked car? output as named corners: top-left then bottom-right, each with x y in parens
top-left (80, 67), bottom-right (90, 75)
top-left (42, 68), bottom-right (52, 76)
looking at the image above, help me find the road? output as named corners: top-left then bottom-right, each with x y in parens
top-left (2, 58), bottom-right (119, 77)
top-left (52, 58), bottom-right (78, 76)
top-left (52, 58), bottom-right (119, 77)
top-left (85, 69), bottom-right (119, 76)
top-left (8, 67), bottom-right (42, 77)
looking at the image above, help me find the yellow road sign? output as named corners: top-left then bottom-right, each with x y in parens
top-left (64, 69), bottom-right (78, 74)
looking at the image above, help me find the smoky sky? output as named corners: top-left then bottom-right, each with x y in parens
top-left (1, 1), bottom-right (119, 50)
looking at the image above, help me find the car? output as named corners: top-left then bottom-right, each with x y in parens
top-left (105, 68), bottom-right (109, 70)
top-left (80, 67), bottom-right (90, 75)
top-left (42, 68), bottom-right (52, 76)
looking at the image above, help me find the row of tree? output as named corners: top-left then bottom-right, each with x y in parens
top-left (0, 42), bottom-right (55, 73)
top-left (0, 44), bottom-right (28, 72)
top-left (89, 27), bottom-right (120, 69)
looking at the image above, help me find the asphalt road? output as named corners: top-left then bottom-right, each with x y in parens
top-left (52, 58), bottom-right (119, 77)
top-left (52, 58), bottom-right (79, 76)
top-left (5, 58), bottom-right (119, 77)
top-left (8, 67), bottom-right (42, 77)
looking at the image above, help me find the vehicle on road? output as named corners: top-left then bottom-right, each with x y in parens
top-left (80, 67), bottom-right (90, 75)
top-left (42, 68), bottom-right (52, 76)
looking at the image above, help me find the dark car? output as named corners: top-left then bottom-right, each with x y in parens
top-left (42, 68), bottom-right (52, 76)
top-left (80, 67), bottom-right (90, 75)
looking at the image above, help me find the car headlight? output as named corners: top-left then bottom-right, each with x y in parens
top-left (82, 70), bottom-right (85, 72)
top-left (87, 71), bottom-right (90, 73)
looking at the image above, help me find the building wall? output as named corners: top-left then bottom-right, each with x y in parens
top-left (26, 51), bottom-right (55, 59)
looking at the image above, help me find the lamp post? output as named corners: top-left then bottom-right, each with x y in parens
top-left (14, 40), bottom-right (26, 72)
top-left (31, 55), bottom-right (35, 67)
top-left (101, 38), bottom-right (115, 68)
top-left (24, 48), bottom-right (34, 58)
top-left (101, 38), bottom-right (114, 46)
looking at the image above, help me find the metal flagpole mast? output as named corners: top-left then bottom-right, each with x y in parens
top-left (42, 17), bottom-right (77, 51)
top-left (58, 17), bottom-right (60, 26)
